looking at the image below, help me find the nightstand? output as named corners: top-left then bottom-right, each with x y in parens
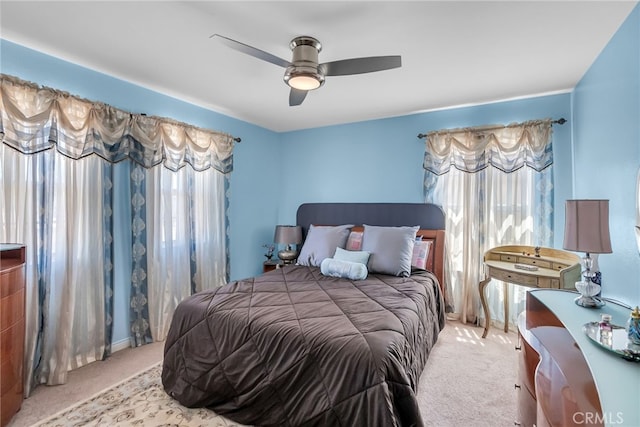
top-left (263, 260), bottom-right (283, 273)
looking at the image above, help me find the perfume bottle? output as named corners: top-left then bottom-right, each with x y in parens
top-left (626, 306), bottom-right (640, 345)
top-left (599, 314), bottom-right (613, 348)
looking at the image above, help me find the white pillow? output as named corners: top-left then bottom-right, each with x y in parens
top-left (361, 224), bottom-right (419, 277)
top-left (320, 258), bottom-right (368, 281)
top-left (334, 246), bottom-right (371, 266)
top-left (296, 224), bottom-right (353, 267)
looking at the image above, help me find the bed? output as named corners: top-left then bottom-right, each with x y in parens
top-left (162, 202), bottom-right (446, 427)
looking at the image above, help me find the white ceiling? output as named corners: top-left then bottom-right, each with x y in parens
top-left (1, 1), bottom-right (637, 132)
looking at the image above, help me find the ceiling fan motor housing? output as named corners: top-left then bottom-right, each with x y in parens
top-left (284, 36), bottom-right (325, 89)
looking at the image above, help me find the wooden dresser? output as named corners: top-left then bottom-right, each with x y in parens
top-left (1, 244), bottom-right (26, 427)
top-left (517, 289), bottom-right (639, 427)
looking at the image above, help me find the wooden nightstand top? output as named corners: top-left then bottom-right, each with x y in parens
top-left (263, 260), bottom-right (283, 273)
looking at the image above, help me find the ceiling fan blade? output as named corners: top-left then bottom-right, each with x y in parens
top-left (321, 56), bottom-right (401, 76)
top-left (211, 34), bottom-right (291, 68)
top-left (289, 88), bottom-right (308, 106)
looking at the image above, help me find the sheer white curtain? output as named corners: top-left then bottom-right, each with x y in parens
top-left (0, 146), bottom-right (109, 389)
top-left (40, 152), bottom-right (108, 382)
top-left (190, 167), bottom-right (228, 292)
top-left (0, 144), bottom-right (45, 395)
top-left (423, 120), bottom-right (554, 330)
top-left (145, 164), bottom-right (227, 341)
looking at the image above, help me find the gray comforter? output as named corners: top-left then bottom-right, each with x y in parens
top-left (162, 265), bottom-right (445, 427)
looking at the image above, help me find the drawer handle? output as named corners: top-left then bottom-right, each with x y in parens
top-left (514, 384), bottom-right (521, 390)
top-left (515, 345), bottom-right (522, 351)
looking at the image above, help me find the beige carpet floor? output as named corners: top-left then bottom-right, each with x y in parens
top-left (8, 320), bottom-right (517, 426)
top-left (417, 321), bottom-right (518, 426)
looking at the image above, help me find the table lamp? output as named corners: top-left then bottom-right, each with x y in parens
top-left (563, 199), bottom-right (612, 308)
top-left (274, 225), bottom-right (302, 264)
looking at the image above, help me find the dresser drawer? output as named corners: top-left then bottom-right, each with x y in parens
top-left (517, 257), bottom-right (552, 269)
top-left (490, 268), bottom-right (539, 286)
top-left (500, 254), bottom-right (518, 263)
top-left (0, 349), bottom-right (23, 395)
top-left (517, 386), bottom-right (537, 427)
top-left (516, 329), bottom-right (538, 427)
top-left (0, 267), bottom-right (24, 299)
top-left (518, 334), bottom-right (538, 396)
top-left (0, 319), bottom-right (24, 362)
top-left (551, 263), bottom-right (565, 271)
top-left (0, 288), bottom-right (24, 332)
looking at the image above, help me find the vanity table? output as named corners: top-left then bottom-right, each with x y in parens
top-left (479, 245), bottom-right (581, 338)
top-left (516, 289), bottom-right (639, 427)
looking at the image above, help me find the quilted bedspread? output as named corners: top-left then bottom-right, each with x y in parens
top-left (162, 265), bottom-right (445, 427)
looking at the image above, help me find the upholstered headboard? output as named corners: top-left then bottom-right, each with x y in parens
top-left (296, 202), bottom-right (446, 295)
top-left (296, 202), bottom-right (445, 235)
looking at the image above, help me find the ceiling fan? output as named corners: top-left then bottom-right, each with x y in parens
top-left (211, 34), bottom-right (402, 106)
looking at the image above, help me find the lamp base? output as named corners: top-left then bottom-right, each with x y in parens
top-left (574, 295), bottom-right (605, 308)
top-left (278, 249), bottom-right (297, 264)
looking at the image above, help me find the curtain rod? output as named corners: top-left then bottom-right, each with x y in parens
top-left (137, 113), bottom-right (241, 142)
top-left (416, 118), bottom-right (566, 139)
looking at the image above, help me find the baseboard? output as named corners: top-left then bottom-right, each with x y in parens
top-left (111, 338), bottom-right (131, 353)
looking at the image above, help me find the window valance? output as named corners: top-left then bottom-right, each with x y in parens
top-left (0, 74), bottom-right (237, 173)
top-left (422, 119), bottom-right (553, 175)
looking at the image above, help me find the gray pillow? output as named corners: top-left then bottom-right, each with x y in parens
top-left (361, 224), bottom-right (419, 277)
top-left (297, 224), bottom-right (353, 267)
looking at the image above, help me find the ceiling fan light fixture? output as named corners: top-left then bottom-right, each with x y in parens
top-left (284, 66), bottom-right (325, 91)
top-left (287, 74), bottom-right (321, 90)
top-left (283, 36), bottom-right (325, 91)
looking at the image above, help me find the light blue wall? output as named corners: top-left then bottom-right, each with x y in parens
top-left (0, 40), bottom-right (281, 344)
top-left (278, 94), bottom-right (574, 251)
top-left (572, 5), bottom-right (640, 306)
top-left (4, 2), bottom-right (640, 347)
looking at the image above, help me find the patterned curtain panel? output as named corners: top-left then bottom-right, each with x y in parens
top-left (0, 74), bottom-right (235, 392)
top-left (128, 162), bottom-right (229, 344)
top-left (130, 164), bottom-right (153, 347)
top-left (423, 119), bottom-right (554, 331)
top-left (102, 165), bottom-right (115, 359)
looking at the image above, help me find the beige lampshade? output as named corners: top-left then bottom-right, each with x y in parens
top-left (563, 200), bottom-right (612, 254)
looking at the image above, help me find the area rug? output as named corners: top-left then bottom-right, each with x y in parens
top-left (33, 362), bottom-right (247, 427)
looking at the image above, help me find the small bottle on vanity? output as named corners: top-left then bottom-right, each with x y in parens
top-left (599, 313), bottom-right (613, 348)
